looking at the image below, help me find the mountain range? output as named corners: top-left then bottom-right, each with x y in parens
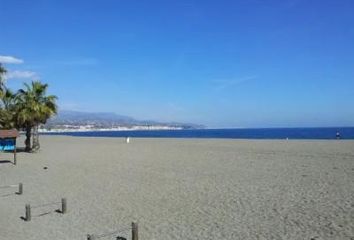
top-left (45, 110), bottom-right (204, 130)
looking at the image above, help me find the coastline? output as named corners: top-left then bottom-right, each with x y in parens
top-left (38, 127), bottom-right (354, 140)
top-left (39, 126), bottom-right (186, 133)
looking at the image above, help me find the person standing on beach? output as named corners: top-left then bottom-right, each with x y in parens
top-left (336, 132), bottom-right (341, 139)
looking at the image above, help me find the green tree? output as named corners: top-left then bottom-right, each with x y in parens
top-left (1, 64), bottom-right (58, 151)
top-left (0, 109), bottom-right (14, 129)
top-left (0, 63), bottom-right (6, 98)
top-left (0, 64), bottom-right (10, 128)
top-left (2, 88), bottom-right (16, 110)
top-left (0, 89), bottom-right (17, 129)
top-left (16, 81), bottom-right (57, 152)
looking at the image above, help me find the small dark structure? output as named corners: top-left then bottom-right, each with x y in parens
top-left (0, 129), bottom-right (19, 165)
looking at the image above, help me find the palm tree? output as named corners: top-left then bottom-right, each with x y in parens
top-left (0, 64), bottom-right (11, 129)
top-left (0, 63), bottom-right (7, 98)
top-left (2, 88), bottom-right (16, 109)
top-left (0, 109), bottom-right (14, 129)
top-left (0, 89), bottom-right (17, 129)
top-left (16, 81), bottom-right (57, 152)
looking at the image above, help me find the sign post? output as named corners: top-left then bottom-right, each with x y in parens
top-left (0, 129), bottom-right (19, 165)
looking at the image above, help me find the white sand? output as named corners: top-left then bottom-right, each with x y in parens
top-left (1, 136), bottom-right (354, 240)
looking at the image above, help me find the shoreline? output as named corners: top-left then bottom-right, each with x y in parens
top-left (34, 127), bottom-right (354, 140)
top-left (39, 134), bottom-right (354, 142)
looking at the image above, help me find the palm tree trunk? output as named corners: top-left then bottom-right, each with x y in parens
top-left (25, 125), bottom-right (32, 152)
top-left (32, 124), bottom-right (40, 151)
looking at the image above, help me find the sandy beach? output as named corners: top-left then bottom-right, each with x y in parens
top-left (0, 136), bottom-right (354, 240)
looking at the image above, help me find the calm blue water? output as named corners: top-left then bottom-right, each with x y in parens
top-left (45, 127), bottom-right (354, 140)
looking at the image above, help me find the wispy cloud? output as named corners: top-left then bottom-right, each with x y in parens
top-left (213, 75), bottom-right (258, 90)
top-left (0, 54), bottom-right (38, 80)
top-left (0, 55), bottom-right (24, 64)
top-left (5, 70), bottom-right (38, 80)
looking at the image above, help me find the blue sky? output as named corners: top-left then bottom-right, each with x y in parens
top-left (1, 0), bottom-right (354, 128)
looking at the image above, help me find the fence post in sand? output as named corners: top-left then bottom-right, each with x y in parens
top-left (18, 183), bottom-right (23, 195)
top-left (61, 198), bottom-right (67, 214)
top-left (25, 204), bottom-right (31, 221)
top-left (14, 145), bottom-right (17, 165)
top-left (132, 222), bottom-right (138, 240)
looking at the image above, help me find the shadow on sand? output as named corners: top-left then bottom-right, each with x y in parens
top-left (20, 210), bottom-right (58, 221)
top-left (0, 160), bottom-right (12, 164)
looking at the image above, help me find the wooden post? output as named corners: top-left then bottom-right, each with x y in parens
top-left (87, 234), bottom-right (95, 240)
top-left (61, 198), bottom-right (67, 214)
top-left (18, 183), bottom-right (23, 195)
top-left (25, 204), bottom-right (31, 221)
top-left (132, 222), bottom-right (138, 240)
top-left (14, 140), bottom-right (17, 165)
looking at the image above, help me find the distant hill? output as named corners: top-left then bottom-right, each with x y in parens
top-left (50, 110), bottom-right (137, 124)
top-left (45, 110), bottom-right (204, 130)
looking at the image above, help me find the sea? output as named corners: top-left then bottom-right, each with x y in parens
top-left (45, 127), bottom-right (354, 140)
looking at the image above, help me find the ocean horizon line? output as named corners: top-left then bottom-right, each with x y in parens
top-left (42, 127), bottom-right (354, 140)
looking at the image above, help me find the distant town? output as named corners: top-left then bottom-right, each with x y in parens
top-left (39, 124), bottom-right (188, 132)
top-left (41, 110), bottom-right (203, 132)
